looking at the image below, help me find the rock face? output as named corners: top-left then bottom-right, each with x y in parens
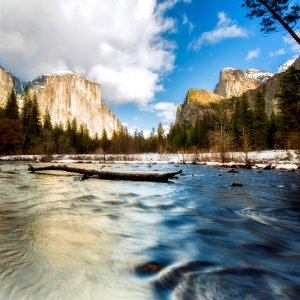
top-left (0, 68), bottom-right (121, 138)
top-left (176, 89), bottom-right (223, 126)
top-left (0, 67), bottom-right (22, 107)
top-left (27, 71), bottom-right (121, 137)
top-left (214, 68), bottom-right (273, 98)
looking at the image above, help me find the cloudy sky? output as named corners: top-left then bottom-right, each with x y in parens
top-left (0, 0), bottom-right (299, 134)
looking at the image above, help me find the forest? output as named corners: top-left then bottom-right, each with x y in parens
top-left (0, 66), bottom-right (299, 157)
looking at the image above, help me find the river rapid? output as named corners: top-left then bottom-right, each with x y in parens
top-left (0, 162), bottom-right (299, 300)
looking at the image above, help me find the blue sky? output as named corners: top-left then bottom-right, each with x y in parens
top-left (0, 0), bottom-right (298, 135)
top-left (113, 0), bottom-right (299, 135)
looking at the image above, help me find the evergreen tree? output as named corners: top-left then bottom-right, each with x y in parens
top-left (253, 91), bottom-right (268, 149)
top-left (276, 66), bottom-right (300, 148)
top-left (4, 89), bottom-right (19, 119)
top-left (21, 88), bottom-right (32, 131)
top-left (231, 96), bottom-right (253, 152)
top-left (267, 111), bottom-right (278, 149)
top-left (0, 89), bottom-right (22, 154)
top-left (100, 128), bottom-right (111, 153)
top-left (77, 124), bottom-right (91, 153)
top-left (43, 109), bottom-right (52, 130)
top-left (242, 0), bottom-right (300, 45)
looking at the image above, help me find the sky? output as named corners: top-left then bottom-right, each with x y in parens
top-left (0, 0), bottom-right (299, 136)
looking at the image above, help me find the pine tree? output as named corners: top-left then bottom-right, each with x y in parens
top-left (21, 88), bottom-right (32, 131)
top-left (43, 109), bottom-right (52, 130)
top-left (31, 94), bottom-right (41, 135)
top-left (4, 89), bottom-right (19, 119)
top-left (253, 91), bottom-right (268, 149)
top-left (276, 66), bottom-right (300, 148)
top-left (242, 0), bottom-right (300, 45)
top-left (100, 128), bottom-right (111, 153)
top-left (267, 111), bottom-right (277, 149)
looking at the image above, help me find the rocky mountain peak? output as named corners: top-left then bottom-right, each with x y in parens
top-left (245, 69), bottom-right (273, 83)
top-left (214, 67), bottom-right (273, 98)
top-left (176, 89), bottom-right (223, 126)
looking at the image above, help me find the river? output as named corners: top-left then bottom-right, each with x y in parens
top-left (0, 162), bottom-right (299, 300)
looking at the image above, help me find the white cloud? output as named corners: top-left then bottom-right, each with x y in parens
top-left (269, 48), bottom-right (286, 57)
top-left (183, 14), bottom-right (194, 33)
top-left (151, 101), bottom-right (177, 123)
top-left (246, 48), bottom-right (261, 61)
top-left (189, 11), bottom-right (248, 50)
top-left (0, 0), bottom-right (190, 107)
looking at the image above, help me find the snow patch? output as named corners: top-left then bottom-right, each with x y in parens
top-left (44, 70), bottom-right (77, 76)
top-left (223, 67), bottom-right (237, 71)
top-left (246, 69), bottom-right (273, 83)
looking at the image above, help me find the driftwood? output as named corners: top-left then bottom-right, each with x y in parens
top-left (28, 164), bottom-right (182, 182)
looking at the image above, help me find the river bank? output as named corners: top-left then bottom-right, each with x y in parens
top-left (1, 150), bottom-right (299, 171)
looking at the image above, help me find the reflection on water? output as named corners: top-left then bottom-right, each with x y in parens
top-left (0, 163), bottom-right (300, 299)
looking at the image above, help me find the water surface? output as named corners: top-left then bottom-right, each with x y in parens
top-left (0, 163), bottom-right (299, 299)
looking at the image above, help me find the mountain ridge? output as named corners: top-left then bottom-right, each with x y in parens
top-left (176, 56), bottom-right (300, 126)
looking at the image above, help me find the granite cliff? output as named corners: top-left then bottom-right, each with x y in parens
top-left (214, 68), bottom-right (273, 98)
top-left (0, 68), bottom-right (22, 107)
top-left (0, 68), bottom-right (121, 138)
top-left (176, 89), bottom-right (223, 126)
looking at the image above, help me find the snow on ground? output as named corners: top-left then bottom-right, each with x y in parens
top-left (0, 150), bottom-right (299, 170)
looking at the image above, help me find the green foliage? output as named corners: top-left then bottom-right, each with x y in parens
top-left (43, 109), bottom-right (52, 130)
top-left (4, 89), bottom-right (19, 120)
top-left (253, 91), bottom-right (268, 149)
top-left (231, 96), bottom-right (253, 150)
top-left (242, 0), bottom-right (300, 45)
top-left (0, 89), bottom-right (22, 154)
top-left (276, 66), bottom-right (300, 148)
top-left (100, 129), bottom-right (111, 153)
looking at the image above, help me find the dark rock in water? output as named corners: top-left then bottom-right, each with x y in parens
top-left (263, 164), bottom-right (272, 170)
top-left (227, 168), bottom-right (238, 173)
top-left (238, 163), bottom-right (252, 169)
top-left (256, 170), bottom-right (263, 173)
top-left (230, 182), bottom-right (243, 187)
top-left (135, 262), bottom-right (164, 275)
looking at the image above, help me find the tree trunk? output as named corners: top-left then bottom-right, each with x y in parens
top-left (259, 0), bottom-right (300, 45)
top-left (28, 164), bottom-right (182, 182)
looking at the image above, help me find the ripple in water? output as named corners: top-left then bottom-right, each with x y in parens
top-left (0, 163), bottom-right (299, 299)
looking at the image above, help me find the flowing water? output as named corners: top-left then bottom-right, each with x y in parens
top-left (0, 162), bottom-right (299, 300)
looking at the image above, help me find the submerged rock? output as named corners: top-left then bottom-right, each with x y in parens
top-left (227, 168), bottom-right (238, 173)
top-left (135, 262), bottom-right (164, 275)
top-left (230, 182), bottom-right (243, 187)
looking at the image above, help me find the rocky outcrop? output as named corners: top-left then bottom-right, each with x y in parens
top-left (214, 68), bottom-right (273, 98)
top-left (176, 89), bottom-right (223, 126)
top-left (27, 71), bottom-right (121, 137)
top-left (0, 69), bottom-right (121, 138)
top-left (0, 67), bottom-right (22, 107)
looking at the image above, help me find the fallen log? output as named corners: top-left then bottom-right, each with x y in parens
top-left (28, 164), bottom-right (182, 182)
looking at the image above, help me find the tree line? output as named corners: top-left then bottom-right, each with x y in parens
top-left (0, 66), bottom-right (299, 156)
top-left (0, 87), bottom-right (168, 155)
